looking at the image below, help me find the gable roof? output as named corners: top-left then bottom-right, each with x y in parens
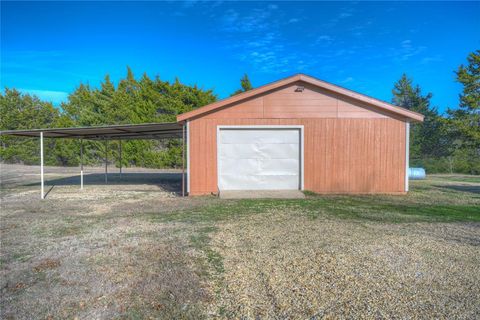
top-left (177, 74), bottom-right (424, 122)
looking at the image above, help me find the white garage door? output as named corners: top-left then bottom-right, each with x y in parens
top-left (218, 128), bottom-right (301, 190)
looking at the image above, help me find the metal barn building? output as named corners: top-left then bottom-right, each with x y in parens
top-left (177, 74), bottom-right (424, 196)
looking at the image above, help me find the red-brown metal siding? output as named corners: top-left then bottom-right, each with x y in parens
top-left (188, 83), bottom-right (407, 195)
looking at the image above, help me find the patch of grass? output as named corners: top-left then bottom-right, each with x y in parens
top-left (206, 249), bottom-right (224, 274)
top-left (302, 190), bottom-right (317, 197)
top-left (190, 226), bottom-right (224, 275)
top-left (34, 224), bottom-right (84, 238)
top-left (297, 194), bottom-right (480, 222)
top-left (150, 194), bottom-right (479, 225)
top-left (33, 216), bottom-right (100, 239)
top-left (432, 175), bottom-right (480, 183)
top-left (302, 198), bottom-right (480, 223)
top-left (11, 251), bottom-right (33, 263)
top-left (122, 307), bottom-right (144, 320)
top-left (125, 230), bottom-right (138, 238)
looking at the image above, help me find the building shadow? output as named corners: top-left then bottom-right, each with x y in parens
top-left (24, 172), bottom-right (184, 194)
top-left (434, 184), bottom-right (480, 195)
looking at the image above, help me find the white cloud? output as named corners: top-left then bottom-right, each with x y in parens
top-left (222, 8), bottom-right (272, 32)
top-left (318, 35), bottom-right (333, 41)
top-left (322, 7), bottom-right (355, 28)
top-left (397, 40), bottom-right (427, 61)
top-left (339, 12), bottom-right (353, 18)
top-left (421, 55), bottom-right (443, 64)
top-left (340, 77), bottom-right (354, 84)
top-left (313, 35), bottom-right (334, 47)
top-left (19, 89), bottom-right (68, 106)
top-left (220, 3), bottom-right (323, 73)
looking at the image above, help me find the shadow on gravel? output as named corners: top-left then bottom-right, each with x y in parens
top-left (24, 172), bottom-right (182, 193)
top-left (435, 184), bottom-right (480, 195)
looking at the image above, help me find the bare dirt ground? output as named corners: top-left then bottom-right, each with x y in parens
top-left (0, 164), bottom-right (214, 319)
top-left (1, 164), bottom-right (479, 319)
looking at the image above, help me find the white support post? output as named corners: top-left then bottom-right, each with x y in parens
top-left (405, 122), bottom-right (410, 192)
top-left (80, 139), bottom-right (84, 190)
top-left (119, 140), bottom-right (122, 179)
top-left (40, 132), bottom-right (44, 199)
top-left (104, 139), bottom-right (108, 184)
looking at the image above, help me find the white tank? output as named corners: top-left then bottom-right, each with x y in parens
top-left (408, 167), bottom-right (426, 180)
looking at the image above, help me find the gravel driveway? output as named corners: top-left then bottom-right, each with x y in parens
top-left (213, 213), bottom-right (480, 318)
top-left (1, 164), bottom-right (479, 319)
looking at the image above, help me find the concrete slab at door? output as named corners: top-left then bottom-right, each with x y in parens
top-left (219, 190), bottom-right (305, 199)
top-left (218, 128), bottom-right (301, 190)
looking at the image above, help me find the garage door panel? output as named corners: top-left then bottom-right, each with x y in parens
top-left (221, 158), bottom-right (298, 176)
top-left (218, 128), bottom-right (301, 190)
top-left (259, 159), bottom-right (299, 175)
top-left (258, 144), bottom-right (299, 159)
top-left (219, 144), bottom-right (261, 159)
top-left (219, 158), bottom-right (261, 175)
top-left (220, 129), bottom-right (299, 144)
top-left (220, 143), bottom-right (299, 159)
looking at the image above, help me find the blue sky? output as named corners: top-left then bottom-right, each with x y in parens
top-left (1, 1), bottom-right (479, 113)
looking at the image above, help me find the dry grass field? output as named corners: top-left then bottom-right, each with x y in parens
top-left (1, 164), bottom-right (479, 319)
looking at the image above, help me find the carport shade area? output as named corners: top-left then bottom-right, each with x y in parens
top-left (0, 122), bottom-right (185, 199)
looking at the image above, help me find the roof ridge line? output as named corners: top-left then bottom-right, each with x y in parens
top-left (177, 74), bottom-right (424, 122)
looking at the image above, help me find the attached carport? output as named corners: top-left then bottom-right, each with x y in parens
top-left (0, 122), bottom-right (185, 199)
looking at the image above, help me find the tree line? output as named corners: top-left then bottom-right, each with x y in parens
top-left (0, 68), bottom-right (217, 169)
top-left (1, 51), bottom-right (479, 174)
top-left (392, 50), bottom-right (479, 174)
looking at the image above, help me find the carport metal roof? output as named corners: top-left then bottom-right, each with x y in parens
top-left (0, 122), bottom-right (183, 140)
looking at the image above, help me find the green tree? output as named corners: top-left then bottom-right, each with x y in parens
top-left (0, 89), bottom-right (62, 165)
top-left (392, 74), bottom-right (449, 162)
top-left (61, 67), bottom-right (217, 168)
top-left (446, 50), bottom-right (480, 174)
top-left (2, 67), bottom-right (217, 168)
top-left (449, 50), bottom-right (480, 149)
top-left (231, 74), bottom-right (253, 96)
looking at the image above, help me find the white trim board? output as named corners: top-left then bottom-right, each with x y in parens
top-left (405, 122), bottom-right (410, 192)
top-left (186, 120), bottom-right (190, 194)
top-left (216, 125), bottom-right (305, 191)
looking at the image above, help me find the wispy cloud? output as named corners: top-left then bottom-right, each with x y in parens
top-left (236, 32), bottom-right (312, 73)
top-left (18, 89), bottom-right (68, 106)
top-left (340, 77), bottom-right (354, 84)
top-left (220, 5), bottom-right (316, 73)
top-left (315, 35), bottom-right (334, 46)
top-left (322, 7), bottom-right (355, 28)
top-left (222, 7), bottom-right (273, 32)
top-left (398, 39), bottom-right (427, 61)
top-left (339, 12), bottom-right (353, 19)
top-left (317, 35), bottom-right (333, 41)
top-left (421, 55), bottom-right (443, 64)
